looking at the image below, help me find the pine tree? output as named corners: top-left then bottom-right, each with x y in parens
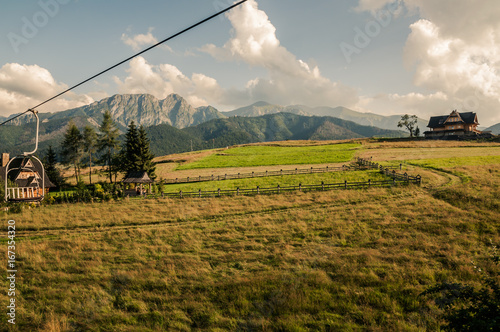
top-left (61, 121), bottom-right (83, 182)
top-left (82, 126), bottom-right (98, 184)
top-left (43, 145), bottom-right (65, 188)
top-left (120, 123), bottom-right (156, 179)
top-left (137, 125), bottom-right (156, 180)
top-left (121, 121), bottom-right (140, 174)
top-left (97, 111), bottom-right (120, 183)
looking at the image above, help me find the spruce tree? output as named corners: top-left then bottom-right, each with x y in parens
top-left (97, 111), bottom-right (120, 183)
top-left (44, 145), bottom-right (65, 188)
top-left (121, 121), bottom-right (140, 174)
top-left (137, 125), bottom-right (156, 180)
top-left (61, 121), bottom-right (83, 182)
top-left (82, 126), bottom-right (98, 184)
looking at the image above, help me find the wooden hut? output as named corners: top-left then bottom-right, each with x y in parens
top-left (122, 171), bottom-right (153, 196)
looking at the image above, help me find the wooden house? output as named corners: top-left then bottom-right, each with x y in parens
top-left (1, 153), bottom-right (55, 201)
top-left (424, 110), bottom-right (482, 139)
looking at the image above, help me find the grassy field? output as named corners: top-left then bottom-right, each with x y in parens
top-left (1, 140), bottom-right (499, 331)
top-left (176, 143), bottom-right (361, 170)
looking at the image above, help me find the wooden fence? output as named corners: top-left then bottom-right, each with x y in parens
top-left (356, 158), bottom-right (421, 184)
top-left (138, 157), bottom-right (420, 199)
top-left (157, 163), bottom-right (420, 199)
top-left (162, 162), bottom-right (387, 185)
top-left (159, 177), bottom-right (419, 199)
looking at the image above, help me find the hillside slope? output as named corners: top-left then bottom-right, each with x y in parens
top-left (223, 103), bottom-right (428, 131)
top-left (0, 94), bottom-right (226, 155)
top-left (147, 113), bottom-right (404, 156)
top-left (485, 123), bottom-right (500, 134)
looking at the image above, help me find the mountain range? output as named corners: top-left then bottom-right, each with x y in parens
top-left (146, 112), bottom-right (404, 156)
top-left (223, 102), bottom-right (429, 132)
top-left (5, 93), bottom-right (497, 158)
top-left (484, 123), bottom-right (500, 135)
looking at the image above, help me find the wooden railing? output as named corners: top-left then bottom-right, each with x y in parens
top-left (356, 158), bottom-right (421, 184)
top-left (158, 177), bottom-right (419, 199)
top-left (6, 187), bottom-right (43, 201)
top-left (139, 157), bottom-right (421, 199)
top-left (163, 164), bottom-right (372, 185)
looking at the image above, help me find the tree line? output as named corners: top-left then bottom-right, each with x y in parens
top-left (46, 110), bottom-right (155, 187)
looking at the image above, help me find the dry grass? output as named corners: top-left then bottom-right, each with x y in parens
top-left (1, 140), bottom-right (499, 331)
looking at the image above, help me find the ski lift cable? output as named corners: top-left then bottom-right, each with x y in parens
top-left (0, 0), bottom-right (248, 127)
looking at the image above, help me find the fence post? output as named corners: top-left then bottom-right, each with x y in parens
top-left (295, 168), bottom-right (298, 174)
top-left (400, 163), bottom-right (403, 171)
top-left (321, 181), bottom-right (324, 190)
top-left (179, 190), bottom-right (183, 198)
top-left (299, 183), bottom-right (302, 192)
top-left (187, 177), bottom-right (190, 182)
top-left (238, 173), bottom-right (240, 179)
top-left (345, 180), bottom-right (347, 189)
top-left (218, 175), bottom-right (220, 181)
top-left (417, 175), bottom-right (422, 185)
top-left (368, 179), bottom-right (371, 187)
top-left (257, 186), bottom-right (260, 195)
top-left (175, 178), bottom-right (178, 183)
top-left (266, 170), bottom-right (268, 177)
top-left (237, 187), bottom-right (240, 195)
top-left (212, 175), bottom-right (214, 181)
top-left (277, 185), bottom-right (280, 194)
top-left (199, 189), bottom-right (202, 198)
top-left (252, 172), bottom-right (254, 178)
top-left (310, 167), bottom-right (313, 173)
top-left (280, 169), bottom-right (282, 176)
top-left (199, 176), bottom-right (201, 182)
top-left (218, 188), bottom-right (221, 197)
top-left (225, 174), bottom-right (227, 180)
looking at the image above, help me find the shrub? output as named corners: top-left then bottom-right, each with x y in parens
top-left (422, 242), bottom-right (500, 331)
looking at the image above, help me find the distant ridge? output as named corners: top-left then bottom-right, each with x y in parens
top-left (0, 94), bottom-right (409, 156)
top-left (485, 123), bottom-right (500, 134)
top-left (146, 112), bottom-right (405, 156)
top-left (224, 103), bottom-right (427, 131)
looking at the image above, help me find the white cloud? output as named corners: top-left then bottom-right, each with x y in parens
top-left (113, 56), bottom-right (225, 108)
top-left (0, 63), bottom-right (93, 117)
top-left (354, 0), bottom-right (500, 126)
top-left (121, 27), bottom-right (159, 52)
top-left (113, 0), bottom-right (359, 111)
top-left (201, 0), bottom-right (359, 108)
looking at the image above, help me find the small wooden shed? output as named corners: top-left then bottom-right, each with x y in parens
top-left (122, 171), bottom-right (153, 196)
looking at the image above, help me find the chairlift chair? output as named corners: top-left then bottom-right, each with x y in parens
top-left (3, 109), bottom-right (46, 203)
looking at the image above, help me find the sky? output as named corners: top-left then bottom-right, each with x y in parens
top-left (1, 0), bottom-right (499, 127)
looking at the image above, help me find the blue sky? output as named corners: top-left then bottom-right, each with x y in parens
top-left (1, 0), bottom-right (499, 127)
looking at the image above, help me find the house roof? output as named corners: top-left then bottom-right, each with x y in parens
top-left (427, 111), bottom-right (478, 128)
top-left (0, 155), bottom-right (55, 188)
top-left (122, 171), bottom-right (153, 183)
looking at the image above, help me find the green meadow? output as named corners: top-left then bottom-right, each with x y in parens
top-left (176, 143), bottom-right (361, 170)
top-left (1, 140), bottom-right (499, 331)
